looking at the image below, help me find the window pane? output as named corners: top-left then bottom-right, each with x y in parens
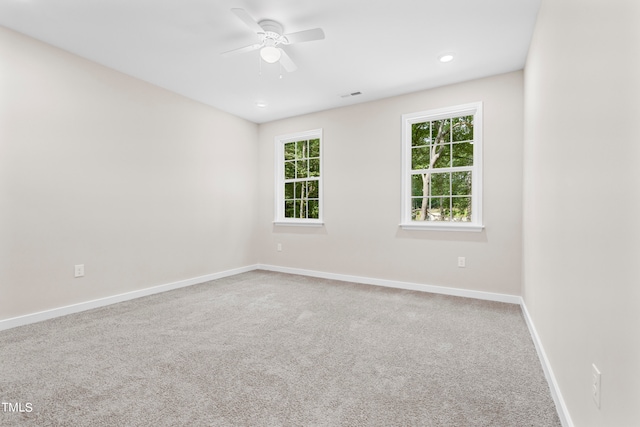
top-left (452, 171), bottom-right (472, 196)
top-left (431, 119), bottom-right (451, 144)
top-left (307, 180), bottom-right (319, 198)
top-left (412, 122), bottom-right (430, 146)
top-left (411, 146), bottom-right (430, 170)
top-left (284, 182), bottom-right (294, 200)
top-left (428, 197), bottom-right (447, 221)
top-left (296, 160), bottom-right (308, 179)
top-left (453, 197), bottom-right (472, 221)
top-left (294, 182), bottom-right (303, 198)
top-left (309, 139), bottom-right (320, 157)
top-left (284, 200), bottom-right (295, 218)
top-left (431, 173), bottom-right (451, 196)
top-left (284, 161), bottom-right (295, 179)
top-left (411, 197), bottom-right (424, 220)
top-left (452, 116), bottom-right (474, 142)
top-left (432, 144), bottom-right (451, 169)
top-left (284, 142), bottom-right (296, 160)
top-left (441, 197), bottom-right (452, 221)
top-left (452, 142), bottom-right (473, 167)
top-left (308, 199), bottom-right (319, 219)
top-left (412, 174), bottom-right (424, 197)
top-left (309, 158), bottom-right (320, 177)
top-left (412, 196), bottom-right (455, 221)
top-left (295, 140), bottom-right (307, 159)
top-left (296, 199), bottom-right (307, 218)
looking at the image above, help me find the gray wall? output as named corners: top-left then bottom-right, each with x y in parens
top-left (0, 26), bottom-right (259, 319)
top-left (523, 0), bottom-right (640, 425)
top-left (257, 71), bottom-right (524, 296)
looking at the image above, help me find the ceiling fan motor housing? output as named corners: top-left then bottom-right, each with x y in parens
top-left (258, 20), bottom-right (287, 45)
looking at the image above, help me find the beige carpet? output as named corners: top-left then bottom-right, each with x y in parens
top-left (0, 270), bottom-right (560, 426)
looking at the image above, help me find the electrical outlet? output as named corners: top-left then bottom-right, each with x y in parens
top-left (592, 364), bottom-right (601, 409)
top-left (277, 243), bottom-right (282, 252)
top-left (74, 264), bottom-right (84, 278)
top-left (457, 257), bottom-right (466, 268)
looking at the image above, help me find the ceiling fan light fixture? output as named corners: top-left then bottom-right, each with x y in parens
top-left (260, 46), bottom-right (281, 63)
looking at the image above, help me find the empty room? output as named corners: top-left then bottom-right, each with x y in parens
top-left (1, 0), bottom-right (638, 426)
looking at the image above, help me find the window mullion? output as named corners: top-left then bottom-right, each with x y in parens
top-left (412, 166), bottom-right (472, 174)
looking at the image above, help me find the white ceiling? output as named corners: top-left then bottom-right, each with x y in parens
top-left (0, 0), bottom-right (540, 123)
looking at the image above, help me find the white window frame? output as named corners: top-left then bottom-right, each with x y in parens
top-left (274, 128), bottom-right (323, 226)
top-left (400, 102), bottom-right (484, 232)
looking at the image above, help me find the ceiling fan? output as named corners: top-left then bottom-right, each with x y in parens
top-left (221, 8), bottom-right (325, 72)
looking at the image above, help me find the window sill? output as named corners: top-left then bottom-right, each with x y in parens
top-left (399, 222), bottom-right (484, 232)
top-left (273, 220), bottom-right (325, 227)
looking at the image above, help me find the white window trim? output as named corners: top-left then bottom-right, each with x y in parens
top-left (400, 102), bottom-right (484, 232)
top-left (274, 128), bottom-right (324, 226)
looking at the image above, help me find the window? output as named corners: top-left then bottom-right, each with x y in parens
top-left (401, 102), bottom-right (483, 231)
top-left (274, 129), bottom-right (323, 225)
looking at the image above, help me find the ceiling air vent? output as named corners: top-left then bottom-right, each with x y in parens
top-left (340, 91), bottom-right (362, 98)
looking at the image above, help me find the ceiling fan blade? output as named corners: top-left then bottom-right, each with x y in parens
top-left (231, 8), bottom-right (264, 34)
top-left (284, 28), bottom-right (325, 44)
top-left (221, 43), bottom-right (262, 58)
top-left (278, 48), bottom-right (298, 72)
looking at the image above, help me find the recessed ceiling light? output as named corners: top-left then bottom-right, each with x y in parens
top-left (438, 53), bottom-right (455, 63)
top-left (256, 102), bottom-right (268, 108)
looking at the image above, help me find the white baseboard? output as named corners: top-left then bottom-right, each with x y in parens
top-left (0, 265), bottom-right (258, 332)
top-left (257, 264), bottom-right (521, 304)
top-left (520, 300), bottom-right (574, 427)
top-left (1, 264), bottom-right (519, 332)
